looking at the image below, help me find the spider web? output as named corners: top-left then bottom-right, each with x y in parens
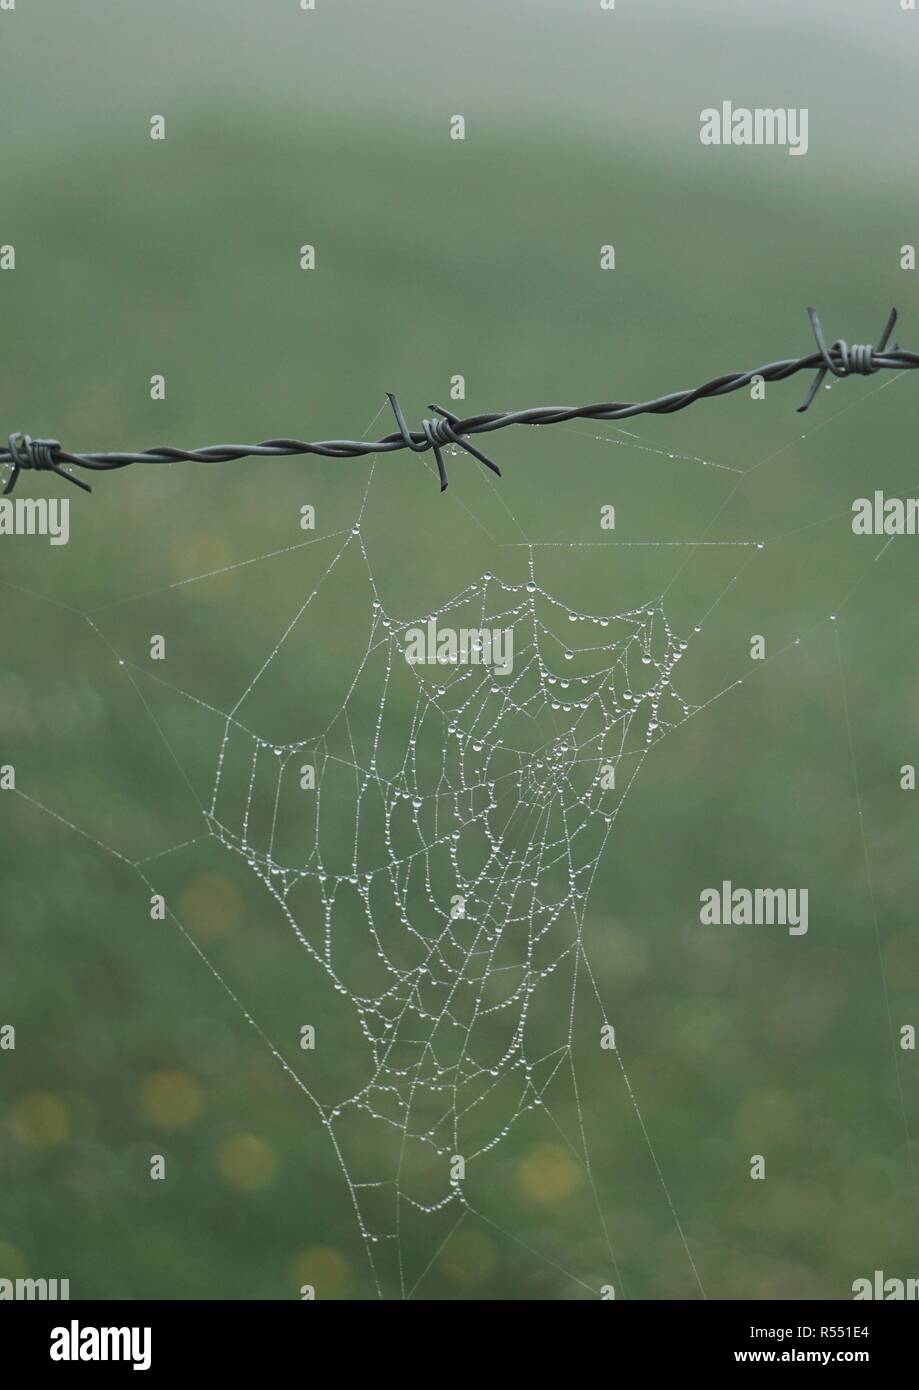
top-left (109, 410), bottom-right (751, 1301)
top-left (9, 372), bottom-right (913, 1301)
top-left (203, 529), bottom-right (697, 1285)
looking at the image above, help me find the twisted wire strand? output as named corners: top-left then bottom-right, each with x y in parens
top-left (3, 307), bottom-right (914, 497)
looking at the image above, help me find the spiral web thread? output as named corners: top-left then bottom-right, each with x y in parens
top-left (200, 517), bottom-right (701, 1292)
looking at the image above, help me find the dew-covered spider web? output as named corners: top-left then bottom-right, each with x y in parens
top-left (203, 531), bottom-right (700, 1291)
top-left (9, 369), bottom-right (914, 1302)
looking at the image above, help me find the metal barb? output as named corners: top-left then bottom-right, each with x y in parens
top-left (3, 433), bottom-right (92, 496)
top-left (2, 308), bottom-right (916, 497)
top-left (385, 394), bottom-right (501, 490)
top-left (797, 306), bottom-right (899, 413)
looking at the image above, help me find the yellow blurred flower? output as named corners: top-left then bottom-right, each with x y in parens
top-left (287, 1246), bottom-right (349, 1297)
top-left (170, 533), bottom-right (235, 597)
top-left (217, 1133), bottom-right (278, 1191)
top-left (438, 1227), bottom-right (500, 1286)
top-left (140, 1071), bottom-right (205, 1129)
top-left (517, 1143), bottom-right (582, 1204)
top-left (0, 1242), bottom-right (29, 1280)
top-left (177, 873), bottom-right (243, 938)
top-left (9, 1091), bottom-right (70, 1148)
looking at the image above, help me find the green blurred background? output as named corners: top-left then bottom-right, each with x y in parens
top-left (1, 0), bottom-right (918, 1299)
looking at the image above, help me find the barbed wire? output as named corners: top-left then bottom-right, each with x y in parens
top-left (2, 307), bottom-right (914, 498)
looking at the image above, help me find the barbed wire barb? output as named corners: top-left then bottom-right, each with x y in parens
top-left (3, 307), bottom-right (916, 498)
top-left (796, 305), bottom-right (899, 413)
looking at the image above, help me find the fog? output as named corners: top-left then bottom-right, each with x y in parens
top-left (0, 1), bottom-right (914, 178)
